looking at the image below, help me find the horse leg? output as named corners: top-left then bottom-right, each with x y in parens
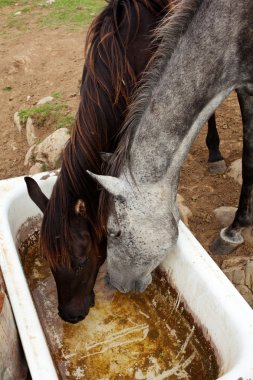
top-left (210, 87), bottom-right (253, 255)
top-left (206, 113), bottom-right (227, 173)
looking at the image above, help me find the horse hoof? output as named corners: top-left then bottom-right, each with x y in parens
top-left (208, 160), bottom-right (227, 174)
top-left (209, 236), bottom-right (242, 255)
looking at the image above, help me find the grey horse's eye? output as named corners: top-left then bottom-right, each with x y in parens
top-left (108, 229), bottom-right (121, 238)
top-left (116, 195), bottom-right (125, 204)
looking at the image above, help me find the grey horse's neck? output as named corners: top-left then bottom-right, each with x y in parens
top-left (126, 0), bottom-right (247, 185)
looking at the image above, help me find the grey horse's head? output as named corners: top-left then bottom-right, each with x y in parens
top-left (88, 170), bottom-right (179, 293)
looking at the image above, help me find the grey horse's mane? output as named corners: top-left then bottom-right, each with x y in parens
top-left (107, 0), bottom-right (202, 176)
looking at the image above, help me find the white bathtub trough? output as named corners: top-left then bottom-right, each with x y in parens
top-left (0, 172), bottom-right (253, 379)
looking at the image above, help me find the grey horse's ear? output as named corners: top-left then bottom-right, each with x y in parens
top-left (100, 152), bottom-right (113, 163)
top-left (86, 171), bottom-right (129, 198)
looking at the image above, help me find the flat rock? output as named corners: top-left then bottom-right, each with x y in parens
top-left (26, 117), bottom-right (36, 146)
top-left (33, 128), bottom-right (70, 169)
top-left (245, 260), bottom-right (253, 290)
top-left (29, 163), bottom-right (43, 175)
top-left (213, 206), bottom-right (237, 227)
top-left (37, 96), bottom-right (54, 105)
top-left (236, 284), bottom-right (253, 307)
top-left (13, 112), bottom-right (22, 132)
top-left (24, 144), bottom-right (36, 167)
top-left (221, 256), bottom-right (251, 270)
top-left (221, 258), bottom-right (253, 307)
top-left (242, 227), bottom-right (253, 247)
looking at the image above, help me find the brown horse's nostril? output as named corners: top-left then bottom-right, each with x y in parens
top-left (58, 308), bottom-right (87, 324)
top-left (70, 315), bottom-right (86, 324)
top-left (59, 313), bottom-right (86, 324)
top-left (90, 295), bottom-right (95, 308)
top-left (90, 298), bottom-right (95, 307)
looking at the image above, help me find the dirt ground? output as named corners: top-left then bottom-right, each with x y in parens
top-left (0, 11), bottom-right (86, 178)
top-left (178, 93), bottom-right (253, 265)
top-left (0, 7), bottom-right (251, 266)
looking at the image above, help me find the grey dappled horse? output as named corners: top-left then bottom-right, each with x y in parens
top-left (89, 0), bottom-right (253, 293)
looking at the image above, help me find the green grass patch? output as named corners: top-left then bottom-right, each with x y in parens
top-left (2, 86), bottom-right (12, 92)
top-left (40, 0), bottom-right (105, 28)
top-left (0, 0), bottom-right (29, 7)
top-left (0, 0), bottom-right (16, 6)
top-left (51, 91), bottom-right (61, 99)
top-left (55, 114), bottom-right (75, 129)
top-left (18, 96), bottom-right (74, 130)
top-left (40, 163), bottom-right (47, 172)
top-left (19, 102), bottom-right (64, 127)
top-left (20, 5), bottom-right (32, 13)
top-left (1, 0), bottom-right (105, 32)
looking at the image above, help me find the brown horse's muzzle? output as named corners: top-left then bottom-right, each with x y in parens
top-left (58, 291), bottom-right (95, 324)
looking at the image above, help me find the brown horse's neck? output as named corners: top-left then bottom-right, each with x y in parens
top-left (40, 0), bottom-right (170, 266)
top-left (65, 0), bottom-right (170, 208)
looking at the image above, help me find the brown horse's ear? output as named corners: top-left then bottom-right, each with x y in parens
top-left (74, 199), bottom-right (86, 216)
top-left (24, 176), bottom-right (49, 213)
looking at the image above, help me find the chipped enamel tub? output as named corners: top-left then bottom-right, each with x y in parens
top-left (0, 172), bottom-right (253, 380)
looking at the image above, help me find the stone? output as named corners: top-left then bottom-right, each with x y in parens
top-left (8, 56), bottom-right (31, 75)
top-left (221, 257), bottom-right (253, 306)
top-left (221, 256), bottom-right (249, 270)
top-left (232, 268), bottom-right (245, 285)
top-left (24, 145), bottom-right (36, 167)
top-left (242, 227), bottom-right (253, 247)
top-left (26, 117), bottom-right (36, 146)
top-left (33, 128), bottom-right (70, 169)
top-left (236, 285), bottom-right (253, 307)
top-left (13, 112), bottom-right (22, 132)
top-left (213, 206), bottom-right (237, 227)
top-left (29, 163), bottom-right (44, 175)
top-left (223, 268), bottom-right (234, 283)
top-left (37, 96), bottom-right (54, 105)
top-left (227, 159), bottom-right (242, 185)
top-left (245, 260), bottom-right (253, 290)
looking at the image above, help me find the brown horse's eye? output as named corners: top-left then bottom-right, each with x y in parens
top-left (73, 257), bottom-right (88, 273)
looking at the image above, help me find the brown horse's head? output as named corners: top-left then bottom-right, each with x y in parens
top-left (25, 176), bottom-right (106, 324)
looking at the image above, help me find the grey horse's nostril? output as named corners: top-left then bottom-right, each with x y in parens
top-left (113, 282), bottom-right (128, 293)
top-left (134, 281), bottom-right (143, 293)
top-left (105, 273), bottom-right (115, 289)
top-left (107, 276), bottom-right (129, 293)
top-left (135, 276), bottom-right (152, 293)
top-left (118, 285), bottom-right (128, 293)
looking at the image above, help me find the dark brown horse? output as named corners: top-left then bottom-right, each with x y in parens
top-left (25, 0), bottom-right (169, 324)
top-left (25, 0), bottom-right (227, 323)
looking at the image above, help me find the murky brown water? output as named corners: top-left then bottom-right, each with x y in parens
top-left (19, 231), bottom-right (218, 380)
